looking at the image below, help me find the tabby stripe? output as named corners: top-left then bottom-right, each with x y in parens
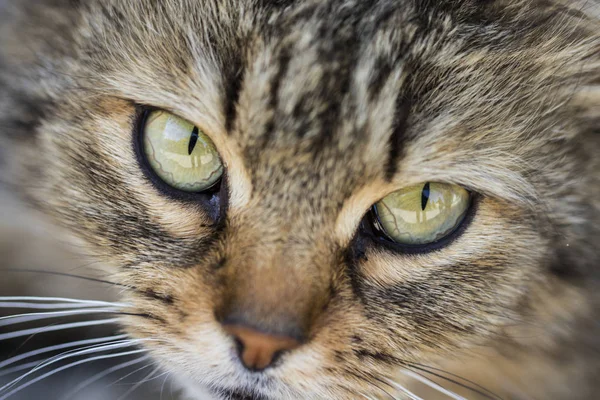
top-left (385, 96), bottom-right (411, 180)
top-left (224, 60), bottom-right (245, 133)
top-left (368, 56), bottom-right (394, 101)
top-left (139, 288), bottom-right (174, 306)
top-left (262, 47), bottom-right (292, 144)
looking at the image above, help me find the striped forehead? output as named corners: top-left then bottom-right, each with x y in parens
top-left (230, 2), bottom-right (414, 190)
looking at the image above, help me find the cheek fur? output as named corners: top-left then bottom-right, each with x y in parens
top-left (1, 0), bottom-right (598, 399)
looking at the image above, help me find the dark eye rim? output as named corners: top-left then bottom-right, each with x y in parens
top-left (359, 191), bottom-right (478, 255)
top-left (132, 105), bottom-right (227, 222)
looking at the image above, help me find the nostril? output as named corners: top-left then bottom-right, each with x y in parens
top-left (268, 349), bottom-right (286, 366)
top-left (223, 324), bottom-right (301, 371)
top-left (233, 336), bottom-right (245, 356)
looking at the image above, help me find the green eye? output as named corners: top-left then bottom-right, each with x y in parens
top-left (373, 182), bottom-right (470, 246)
top-left (142, 110), bottom-right (223, 192)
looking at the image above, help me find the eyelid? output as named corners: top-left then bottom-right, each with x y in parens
top-left (334, 180), bottom-right (471, 246)
top-left (363, 191), bottom-right (478, 255)
top-left (373, 183), bottom-right (470, 244)
top-left (334, 180), bottom-right (402, 245)
top-left (133, 107), bottom-right (224, 209)
top-left (137, 105), bottom-right (253, 211)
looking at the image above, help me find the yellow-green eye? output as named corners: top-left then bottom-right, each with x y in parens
top-left (142, 110), bottom-right (223, 192)
top-left (373, 182), bottom-right (470, 246)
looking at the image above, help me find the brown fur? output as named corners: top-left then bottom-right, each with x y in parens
top-left (1, 0), bottom-right (599, 399)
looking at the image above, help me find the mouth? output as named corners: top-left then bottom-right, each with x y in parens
top-left (214, 388), bottom-right (269, 400)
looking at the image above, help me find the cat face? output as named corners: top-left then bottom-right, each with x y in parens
top-left (1, 0), bottom-right (598, 399)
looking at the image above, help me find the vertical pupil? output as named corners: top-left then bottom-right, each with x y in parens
top-left (188, 126), bottom-right (199, 155)
top-left (421, 182), bottom-right (430, 210)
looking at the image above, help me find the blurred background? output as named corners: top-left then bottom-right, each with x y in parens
top-left (0, 187), bottom-right (179, 399)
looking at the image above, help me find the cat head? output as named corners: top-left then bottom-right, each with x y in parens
top-left (1, 0), bottom-right (598, 398)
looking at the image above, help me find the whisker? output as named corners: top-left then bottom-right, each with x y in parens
top-left (1, 268), bottom-right (130, 288)
top-left (0, 361), bottom-right (45, 379)
top-left (0, 318), bottom-right (120, 341)
top-left (407, 363), bottom-right (502, 400)
top-left (0, 334), bottom-right (128, 370)
top-left (0, 302), bottom-right (119, 310)
top-left (384, 377), bottom-right (424, 400)
top-left (345, 369), bottom-right (397, 399)
top-left (4, 336), bottom-right (165, 394)
top-left (0, 308), bottom-right (122, 327)
top-left (137, 369), bottom-right (169, 385)
top-left (0, 340), bottom-right (140, 393)
top-left (405, 365), bottom-right (500, 400)
top-left (0, 349), bottom-right (147, 400)
top-left (160, 371), bottom-right (173, 400)
top-left (400, 370), bottom-right (466, 400)
top-left (0, 296), bottom-right (127, 310)
top-left (108, 362), bottom-right (154, 386)
top-left (63, 356), bottom-right (151, 400)
top-left (0, 296), bottom-right (123, 306)
top-left (371, 375), bottom-right (401, 400)
top-left (169, 372), bottom-right (176, 400)
top-left (116, 367), bottom-right (162, 400)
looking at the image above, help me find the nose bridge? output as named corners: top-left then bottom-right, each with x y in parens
top-left (233, 203), bottom-right (327, 276)
top-left (225, 244), bottom-right (326, 336)
top-left (221, 211), bottom-right (331, 338)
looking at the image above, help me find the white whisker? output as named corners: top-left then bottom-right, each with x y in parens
top-left (0, 334), bottom-right (128, 370)
top-left (400, 370), bottom-right (466, 400)
top-left (0, 296), bottom-right (127, 307)
top-left (138, 369), bottom-right (168, 385)
top-left (161, 372), bottom-right (172, 400)
top-left (0, 340), bottom-right (141, 393)
top-left (0, 308), bottom-right (121, 327)
top-left (0, 361), bottom-right (42, 378)
top-left (0, 318), bottom-right (120, 341)
top-left (0, 349), bottom-right (146, 400)
top-left (116, 367), bottom-right (162, 400)
top-left (108, 362), bottom-right (153, 386)
top-left (385, 377), bottom-right (424, 400)
top-left (63, 356), bottom-right (151, 400)
top-left (0, 302), bottom-right (119, 310)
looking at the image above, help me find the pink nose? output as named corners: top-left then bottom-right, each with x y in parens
top-left (223, 325), bottom-right (301, 370)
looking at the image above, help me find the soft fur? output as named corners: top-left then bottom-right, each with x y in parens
top-left (1, 0), bottom-right (599, 399)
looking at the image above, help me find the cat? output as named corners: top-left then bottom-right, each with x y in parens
top-left (0, 0), bottom-right (599, 399)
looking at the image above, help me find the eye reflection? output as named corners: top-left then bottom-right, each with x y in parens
top-left (374, 182), bottom-right (470, 245)
top-left (142, 110), bottom-right (223, 192)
